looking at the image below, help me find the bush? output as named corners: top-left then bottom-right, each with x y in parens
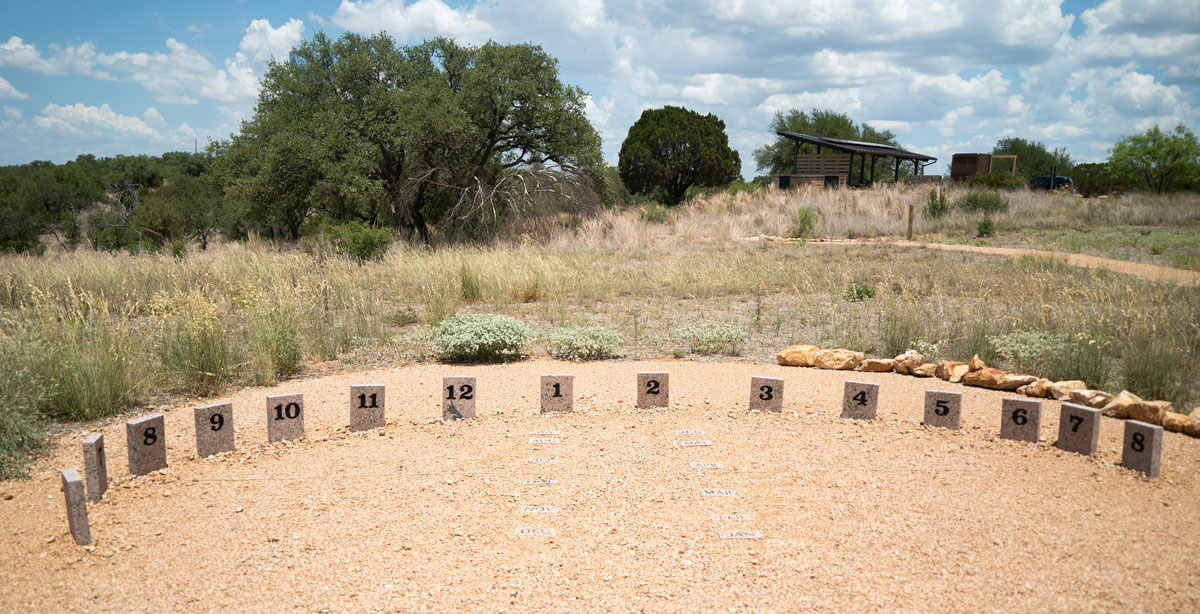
top-left (989, 331), bottom-right (1063, 375)
top-left (674, 321), bottom-right (748, 356)
top-left (977, 217), bottom-right (995, 238)
top-left (882, 302), bottom-right (925, 357)
top-left (0, 335), bottom-right (49, 479)
top-left (790, 206), bottom-right (818, 238)
top-left (250, 303), bottom-right (302, 384)
top-left (1122, 334), bottom-right (1189, 404)
top-left (1047, 333), bottom-right (1109, 389)
top-left (322, 221), bottom-right (392, 263)
top-left (842, 283), bottom-right (876, 302)
top-left (161, 295), bottom-right (241, 395)
top-left (955, 191), bottom-right (1007, 214)
top-left (434, 313), bottom-right (530, 362)
top-left (924, 186), bottom-right (951, 218)
top-left (640, 201), bottom-right (670, 224)
top-left (547, 325), bottom-right (625, 361)
top-left (967, 173), bottom-right (1022, 191)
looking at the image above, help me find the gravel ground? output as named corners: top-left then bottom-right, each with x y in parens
top-left (2, 359), bottom-right (1197, 613)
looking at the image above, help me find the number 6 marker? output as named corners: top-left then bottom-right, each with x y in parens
top-left (1000, 397), bottom-right (1041, 442)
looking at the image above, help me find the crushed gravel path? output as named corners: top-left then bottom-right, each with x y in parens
top-left (3, 359), bottom-right (1197, 613)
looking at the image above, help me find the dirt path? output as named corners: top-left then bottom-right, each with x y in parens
top-left (3, 359), bottom-right (1198, 613)
top-left (887, 240), bottom-right (1200, 286)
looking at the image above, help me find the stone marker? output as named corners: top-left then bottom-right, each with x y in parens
top-left (125, 413), bottom-right (166, 476)
top-left (528, 437), bottom-right (560, 445)
top-left (520, 505), bottom-right (560, 514)
top-left (680, 440), bottom-right (713, 447)
top-left (689, 462), bottom-right (724, 469)
top-left (1000, 397), bottom-right (1042, 442)
top-left (710, 514), bottom-right (751, 521)
top-left (1120, 420), bottom-right (1163, 478)
top-left (637, 372), bottom-right (670, 408)
top-left (266, 393), bottom-right (305, 443)
top-left (540, 375), bottom-right (573, 413)
top-left (841, 381), bottom-right (879, 420)
top-left (750, 376), bottom-right (784, 412)
top-left (676, 429), bottom-right (704, 435)
top-left (718, 530), bottom-right (762, 540)
top-left (60, 468), bottom-right (90, 545)
top-left (349, 384), bottom-right (386, 431)
top-left (81, 433), bottom-right (107, 503)
top-left (193, 402), bottom-right (235, 458)
top-left (1056, 402), bottom-right (1100, 455)
top-left (529, 430), bottom-right (560, 436)
top-left (443, 376), bottom-right (476, 421)
top-left (514, 527), bottom-right (556, 537)
top-left (522, 479), bottom-right (558, 485)
top-left (527, 457), bottom-right (558, 464)
top-left (700, 488), bottom-right (737, 497)
top-left (923, 390), bottom-right (963, 430)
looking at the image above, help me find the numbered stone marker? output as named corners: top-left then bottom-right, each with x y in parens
top-left (923, 390), bottom-right (962, 430)
top-left (841, 381), bottom-right (879, 420)
top-left (60, 468), bottom-right (91, 546)
top-left (540, 375), bottom-right (573, 413)
top-left (1000, 397), bottom-right (1042, 442)
top-left (527, 457), bottom-right (558, 464)
top-left (1056, 402), bottom-right (1100, 456)
top-left (194, 402), bottom-right (235, 458)
top-left (523, 479), bottom-right (558, 485)
top-left (719, 530), bottom-right (762, 540)
top-left (637, 372), bottom-right (669, 408)
top-left (514, 527), bottom-right (556, 537)
top-left (680, 440), bottom-right (713, 447)
top-left (81, 433), bottom-right (107, 503)
top-left (1120, 420), bottom-right (1163, 478)
top-left (125, 413), bottom-right (166, 476)
top-left (750, 376), bottom-right (784, 412)
top-left (520, 505), bottom-right (560, 514)
top-left (689, 462), bottom-right (724, 469)
top-left (349, 384), bottom-right (386, 431)
top-left (529, 437), bottom-right (560, 445)
top-left (443, 376), bottom-right (476, 421)
top-left (710, 514), bottom-right (751, 522)
top-left (700, 488), bottom-right (737, 497)
top-left (266, 393), bottom-right (305, 443)
top-left (676, 429), bottom-right (704, 435)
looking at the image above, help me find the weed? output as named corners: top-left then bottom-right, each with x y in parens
top-left (989, 331), bottom-right (1064, 375)
top-left (790, 206), bottom-right (818, 238)
top-left (925, 186), bottom-right (952, 218)
top-left (954, 191), bottom-right (1007, 214)
top-left (843, 283), bottom-right (876, 302)
top-left (881, 301), bottom-right (925, 357)
top-left (161, 294), bottom-right (241, 395)
top-left (547, 325), bottom-right (625, 361)
top-left (674, 321), bottom-right (748, 356)
top-left (977, 217), bottom-right (995, 238)
top-left (1122, 333), bottom-right (1190, 405)
top-left (459, 261), bottom-right (483, 302)
top-left (640, 201), bottom-right (670, 224)
top-left (433, 313), bottom-right (529, 362)
top-left (250, 302), bottom-right (302, 385)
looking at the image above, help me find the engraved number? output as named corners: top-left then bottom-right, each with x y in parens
top-left (1068, 414), bottom-right (1084, 432)
top-left (646, 380), bottom-right (660, 395)
top-left (758, 385), bottom-right (773, 401)
top-left (1131, 432), bottom-right (1145, 453)
top-left (551, 383), bottom-right (562, 398)
top-left (143, 427), bottom-right (157, 446)
top-left (1011, 408), bottom-right (1028, 425)
top-left (210, 413), bottom-right (224, 431)
top-left (273, 402), bottom-right (301, 420)
top-left (357, 393), bottom-right (379, 408)
top-left (852, 391), bottom-right (869, 406)
top-left (934, 400), bottom-right (950, 416)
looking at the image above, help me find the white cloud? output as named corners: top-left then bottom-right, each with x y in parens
top-left (3, 105), bottom-right (22, 119)
top-left (0, 75), bottom-right (29, 99)
top-left (332, 0), bottom-right (492, 41)
top-left (239, 18), bottom-right (304, 64)
top-left (33, 103), bottom-right (161, 139)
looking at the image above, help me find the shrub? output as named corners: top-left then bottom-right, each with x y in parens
top-left (434, 313), bottom-right (530, 362)
top-left (459, 262), bottom-right (483, 302)
top-left (161, 295), bottom-right (241, 395)
top-left (955, 191), bottom-right (1007, 214)
top-left (250, 303), bottom-right (302, 384)
top-left (674, 321), bottom-right (748, 356)
top-left (924, 186), bottom-right (952, 218)
top-left (640, 201), bottom-right (670, 224)
top-left (322, 221), bottom-right (392, 263)
top-left (882, 302), bottom-right (925, 357)
top-left (790, 206), bottom-right (818, 238)
top-left (547, 325), bottom-right (625, 361)
top-left (989, 331), bottom-right (1064, 375)
top-left (1122, 334), bottom-right (1189, 405)
top-left (967, 173), bottom-right (1022, 191)
top-left (1047, 333), bottom-right (1109, 390)
top-left (0, 335), bottom-right (49, 478)
top-left (977, 217), bottom-right (995, 238)
top-left (842, 283), bottom-right (876, 302)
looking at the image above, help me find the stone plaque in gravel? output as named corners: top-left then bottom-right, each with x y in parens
top-left (523, 479), bottom-right (558, 485)
top-left (530, 430), bottom-right (560, 436)
top-left (637, 372), bottom-right (669, 408)
top-left (82, 433), bottom-right (107, 503)
top-left (710, 514), bottom-right (751, 521)
top-left (1055, 402), bottom-right (1100, 456)
top-left (1120, 420), bottom-right (1163, 478)
top-left (680, 440), bottom-right (713, 447)
top-left (520, 505), bottom-right (560, 514)
top-left (923, 390), bottom-right (962, 430)
top-left (841, 381), bottom-right (879, 420)
top-left (718, 530), bottom-right (761, 540)
top-left (689, 462), bottom-right (723, 469)
top-left (528, 437), bottom-right (560, 444)
top-left (443, 376), bottom-right (476, 421)
top-left (676, 429), bottom-right (704, 435)
top-left (349, 384), bottom-right (385, 431)
top-left (1000, 397), bottom-right (1042, 442)
top-left (194, 402), bottom-right (235, 458)
top-left (125, 413), bottom-right (166, 476)
top-left (750, 376), bottom-right (784, 412)
top-left (527, 457), bottom-right (558, 464)
top-left (700, 488), bottom-right (737, 497)
top-left (514, 527), bottom-right (556, 537)
top-left (266, 393), bottom-right (305, 443)
top-left (60, 468), bottom-right (91, 545)
top-left (540, 374), bottom-right (573, 413)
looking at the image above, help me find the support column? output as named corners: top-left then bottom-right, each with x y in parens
top-left (894, 157), bottom-right (901, 183)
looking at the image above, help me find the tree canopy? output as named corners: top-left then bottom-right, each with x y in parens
top-left (618, 105), bottom-right (740, 206)
top-left (752, 109), bottom-right (897, 179)
top-left (991, 137), bottom-right (1072, 179)
top-left (1109, 124), bottom-right (1200, 193)
top-left (214, 32), bottom-right (603, 242)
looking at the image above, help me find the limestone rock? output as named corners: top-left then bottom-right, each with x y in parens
top-left (967, 354), bottom-right (987, 372)
top-left (1047, 380), bottom-right (1088, 400)
top-left (1068, 389), bottom-right (1115, 409)
top-left (1128, 400), bottom-right (1172, 426)
top-left (910, 363), bottom-right (938, 377)
top-left (961, 367), bottom-right (1038, 391)
top-left (857, 358), bottom-right (895, 373)
top-left (813, 349), bottom-right (864, 370)
top-left (1017, 378), bottom-right (1053, 398)
top-left (1163, 412), bottom-right (1188, 433)
top-left (1185, 409), bottom-right (1200, 437)
top-left (893, 350), bottom-right (924, 375)
top-left (935, 361), bottom-right (966, 381)
top-left (1100, 390), bottom-right (1142, 419)
top-left (777, 345), bottom-right (820, 367)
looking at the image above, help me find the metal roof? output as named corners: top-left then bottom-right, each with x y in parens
top-left (775, 131), bottom-right (937, 162)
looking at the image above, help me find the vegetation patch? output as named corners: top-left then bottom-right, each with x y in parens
top-left (674, 321), bottom-right (749, 356)
top-left (547, 325), bottom-right (625, 361)
top-left (434, 313), bottom-right (530, 362)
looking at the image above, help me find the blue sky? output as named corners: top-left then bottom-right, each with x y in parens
top-left (2, 0), bottom-right (1197, 177)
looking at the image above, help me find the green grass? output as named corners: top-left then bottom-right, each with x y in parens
top-left (998, 226), bottom-right (1200, 271)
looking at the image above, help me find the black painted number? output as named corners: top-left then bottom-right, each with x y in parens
top-left (759, 385), bottom-right (773, 401)
top-left (1068, 414), bottom-right (1084, 432)
top-left (357, 393), bottom-right (379, 409)
top-left (934, 400), bottom-right (950, 416)
top-left (852, 391), bottom-right (869, 406)
top-left (1011, 408), bottom-right (1028, 425)
top-left (551, 383), bottom-right (562, 398)
top-left (273, 402), bottom-right (301, 420)
top-left (143, 427), bottom-right (157, 446)
top-left (445, 385), bottom-right (473, 400)
top-left (1131, 432), bottom-right (1145, 453)
top-left (646, 380), bottom-right (660, 395)
top-left (210, 413), bottom-right (224, 431)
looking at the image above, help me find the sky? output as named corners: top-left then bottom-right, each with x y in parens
top-left (1, 0), bottom-right (1198, 177)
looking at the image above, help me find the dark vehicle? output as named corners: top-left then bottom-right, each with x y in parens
top-left (1028, 175), bottom-right (1073, 191)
